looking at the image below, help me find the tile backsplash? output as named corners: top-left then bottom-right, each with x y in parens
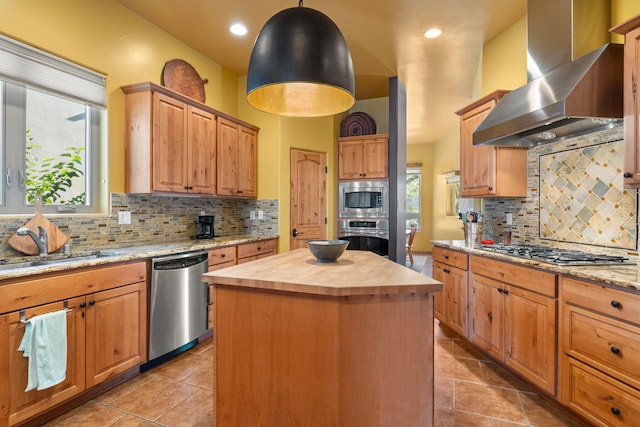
top-left (483, 126), bottom-right (639, 255)
top-left (0, 193), bottom-right (278, 259)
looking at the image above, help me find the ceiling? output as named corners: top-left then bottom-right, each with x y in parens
top-left (115, 0), bottom-right (525, 145)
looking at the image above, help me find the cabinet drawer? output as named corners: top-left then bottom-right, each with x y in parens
top-left (562, 277), bottom-right (640, 323)
top-left (470, 255), bottom-right (556, 297)
top-left (208, 246), bottom-right (237, 267)
top-left (563, 357), bottom-right (640, 427)
top-left (237, 239), bottom-right (276, 259)
top-left (563, 303), bottom-right (640, 390)
top-left (432, 247), bottom-right (468, 270)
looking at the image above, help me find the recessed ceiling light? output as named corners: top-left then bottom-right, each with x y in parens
top-left (424, 28), bottom-right (442, 39)
top-left (230, 23), bottom-right (248, 36)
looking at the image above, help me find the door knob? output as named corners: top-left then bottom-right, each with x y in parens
top-left (292, 228), bottom-right (300, 237)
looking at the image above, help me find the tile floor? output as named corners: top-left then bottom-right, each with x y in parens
top-left (44, 254), bottom-right (586, 427)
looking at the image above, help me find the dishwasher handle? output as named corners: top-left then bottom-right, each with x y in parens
top-left (153, 253), bottom-right (208, 271)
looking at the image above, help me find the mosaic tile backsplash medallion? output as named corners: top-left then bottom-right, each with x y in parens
top-left (483, 126), bottom-right (639, 255)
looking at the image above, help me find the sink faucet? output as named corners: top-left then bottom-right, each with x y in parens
top-left (17, 226), bottom-right (48, 256)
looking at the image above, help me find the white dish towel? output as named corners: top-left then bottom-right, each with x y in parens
top-left (18, 309), bottom-right (68, 392)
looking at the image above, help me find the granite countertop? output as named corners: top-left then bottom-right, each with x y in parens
top-left (203, 248), bottom-right (442, 297)
top-left (433, 240), bottom-right (640, 293)
top-left (0, 234), bottom-right (279, 281)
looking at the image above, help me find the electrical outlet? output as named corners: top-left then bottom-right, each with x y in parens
top-left (506, 212), bottom-right (513, 226)
top-left (200, 210), bottom-right (206, 216)
top-left (250, 211), bottom-right (256, 220)
top-left (118, 211), bottom-right (131, 225)
top-left (258, 210), bottom-right (264, 220)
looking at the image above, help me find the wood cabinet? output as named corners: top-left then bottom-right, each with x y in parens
top-left (559, 276), bottom-right (640, 425)
top-left (456, 91), bottom-right (528, 197)
top-left (612, 15), bottom-right (640, 189)
top-left (216, 117), bottom-right (258, 198)
top-left (0, 261), bottom-right (147, 426)
top-left (469, 256), bottom-right (557, 395)
top-left (237, 239), bottom-right (277, 264)
top-left (337, 134), bottom-right (388, 179)
top-left (122, 82), bottom-right (259, 197)
top-left (432, 246), bottom-right (468, 336)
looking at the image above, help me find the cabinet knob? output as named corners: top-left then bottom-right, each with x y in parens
top-left (79, 302), bottom-right (86, 308)
top-left (611, 346), bottom-right (621, 355)
top-left (498, 288), bottom-right (504, 294)
top-left (503, 289), bottom-right (509, 295)
top-left (623, 172), bottom-right (632, 179)
top-left (488, 311), bottom-right (493, 321)
top-left (221, 254), bottom-right (226, 258)
top-left (443, 268), bottom-right (450, 273)
top-left (89, 300), bottom-right (96, 306)
top-left (611, 407), bottom-right (621, 416)
top-left (444, 255), bottom-right (449, 259)
top-left (611, 300), bottom-right (621, 308)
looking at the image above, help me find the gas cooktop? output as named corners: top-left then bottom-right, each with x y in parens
top-left (478, 244), bottom-right (635, 266)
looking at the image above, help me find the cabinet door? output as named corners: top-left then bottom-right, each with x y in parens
top-left (459, 100), bottom-right (497, 197)
top-left (623, 25), bottom-right (640, 188)
top-left (216, 117), bottom-right (238, 196)
top-left (85, 282), bottom-right (146, 388)
top-left (446, 266), bottom-right (468, 337)
top-left (505, 284), bottom-right (556, 395)
top-left (237, 125), bottom-right (257, 198)
top-left (338, 139), bottom-right (365, 179)
top-left (152, 92), bottom-right (189, 193)
top-left (469, 273), bottom-right (503, 360)
top-left (187, 106), bottom-right (217, 194)
top-left (362, 136), bottom-right (388, 178)
top-left (432, 262), bottom-right (446, 322)
top-left (5, 298), bottom-right (85, 426)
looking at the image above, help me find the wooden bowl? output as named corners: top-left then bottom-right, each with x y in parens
top-left (306, 240), bottom-right (350, 263)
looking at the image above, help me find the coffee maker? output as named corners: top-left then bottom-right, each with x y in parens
top-left (196, 215), bottom-right (215, 239)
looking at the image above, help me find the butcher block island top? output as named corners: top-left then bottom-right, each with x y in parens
top-left (203, 249), bottom-right (442, 427)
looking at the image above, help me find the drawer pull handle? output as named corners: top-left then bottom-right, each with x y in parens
top-left (611, 407), bottom-right (621, 416)
top-left (611, 300), bottom-right (621, 308)
top-left (443, 268), bottom-right (450, 273)
top-left (488, 311), bottom-right (493, 321)
top-left (444, 255), bottom-right (449, 259)
top-left (221, 254), bottom-right (226, 258)
top-left (611, 346), bottom-right (621, 355)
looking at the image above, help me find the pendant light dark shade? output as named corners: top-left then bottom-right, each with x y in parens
top-left (246, 4), bottom-right (355, 117)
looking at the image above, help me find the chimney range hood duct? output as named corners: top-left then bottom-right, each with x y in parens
top-left (473, 0), bottom-right (623, 147)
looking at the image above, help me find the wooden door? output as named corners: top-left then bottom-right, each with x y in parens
top-left (504, 284), bottom-right (556, 395)
top-left (446, 266), bottom-right (468, 337)
top-left (469, 273), bottom-right (503, 360)
top-left (362, 136), bottom-right (388, 178)
top-left (216, 117), bottom-right (239, 196)
top-left (237, 126), bottom-right (258, 198)
top-left (6, 298), bottom-right (85, 426)
top-left (152, 92), bottom-right (189, 193)
top-left (290, 149), bottom-right (326, 249)
top-left (85, 282), bottom-right (146, 388)
top-left (187, 106), bottom-right (216, 194)
top-left (431, 262), bottom-right (446, 322)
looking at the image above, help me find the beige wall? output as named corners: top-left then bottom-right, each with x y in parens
top-left (407, 144), bottom-right (434, 252)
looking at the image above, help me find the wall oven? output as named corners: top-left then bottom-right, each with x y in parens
top-left (338, 180), bottom-right (389, 218)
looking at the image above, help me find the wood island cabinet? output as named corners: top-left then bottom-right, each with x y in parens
top-left (216, 117), bottom-right (258, 198)
top-left (337, 134), bottom-right (388, 179)
top-left (432, 246), bottom-right (468, 336)
top-left (456, 91), bottom-right (528, 197)
top-left (559, 276), bottom-right (640, 426)
top-left (612, 15), bottom-right (640, 189)
top-left (122, 82), bottom-right (259, 198)
top-left (0, 261), bottom-right (147, 426)
top-left (469, 256), bottom-right (557, 395)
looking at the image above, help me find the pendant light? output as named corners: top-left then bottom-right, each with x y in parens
top-left (246, 1), bottom-right (355, 117)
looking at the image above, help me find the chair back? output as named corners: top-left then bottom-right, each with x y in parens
top-left (407, 223), bottom-right (418, 247)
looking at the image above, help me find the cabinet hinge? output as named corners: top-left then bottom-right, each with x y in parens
top-left (325, 166), bottom-right (328, 173)
top-left (325, 217), bottom-right (327, 224)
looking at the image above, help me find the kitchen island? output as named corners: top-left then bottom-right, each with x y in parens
top-left (203, 248), bottom-right (442, 427)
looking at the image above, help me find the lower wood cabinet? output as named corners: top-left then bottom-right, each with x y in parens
top-left (469, 255), bottom-right (557, 395)
top-left (560, 276), bottom-right (640, 426)
top-left (237, 239), bottom-right (277, 264)
top-left (0, 261), bottom-right (147, 427)
top-left (432, 246), bottom-right (468, 336)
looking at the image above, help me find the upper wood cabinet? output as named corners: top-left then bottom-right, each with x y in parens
top-left (612, 15), bottom-right (640, 189)
top-left (338, 134), bottom-right (388, 179)
top-left (217, 117), bottom-right (258, 198)
top-left (122, 82), bottom-right (259, 197)
top-left (456, 91), bottom-right (528, 197)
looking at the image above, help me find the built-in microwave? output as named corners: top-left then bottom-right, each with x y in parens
top-left (338, 180), bottom-right (389, 218)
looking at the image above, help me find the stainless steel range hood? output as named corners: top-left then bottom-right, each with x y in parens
top-left (473, 0), bottom-right (623, 147)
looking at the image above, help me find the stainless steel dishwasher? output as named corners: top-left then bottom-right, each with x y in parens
top-left (148, 250), bottom-right (209, 362)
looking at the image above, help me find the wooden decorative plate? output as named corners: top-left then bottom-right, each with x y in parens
top-left (340, 112), bottom-right (377, 136)
top-left (161, 59), bottom-right (208, 103)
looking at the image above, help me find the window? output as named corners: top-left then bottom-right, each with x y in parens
top-left (406, 165), bottom-right (422, 229)
top-left (0, 34), bottom-right (105, 214)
